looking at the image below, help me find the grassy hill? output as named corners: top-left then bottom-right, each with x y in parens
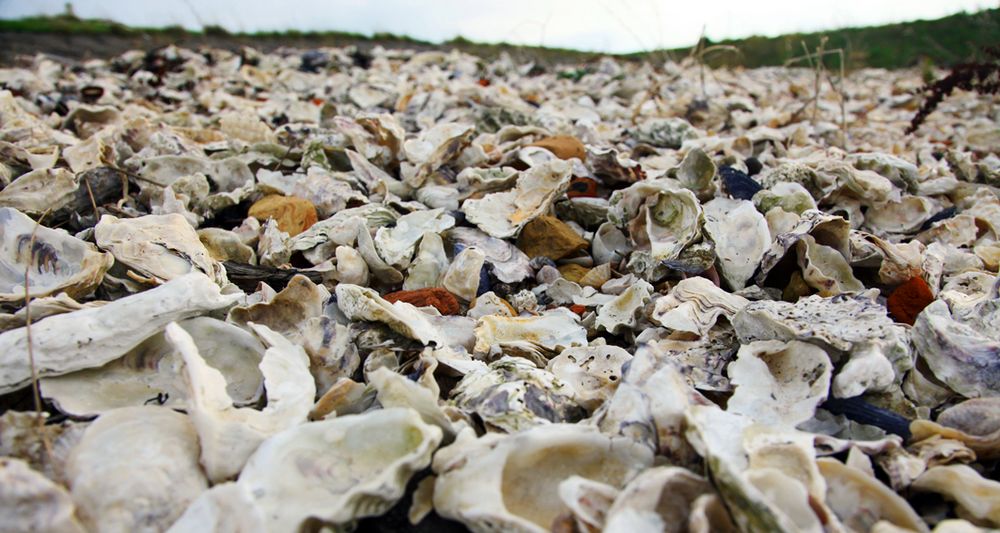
top-left (1, 8), bottom-right (996, 69)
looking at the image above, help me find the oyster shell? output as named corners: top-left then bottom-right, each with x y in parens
top-left (433, 424), bottom-right (653, 532)
top-left (237, 408), bottom-right (442, 532)
top-left (702, 197), bottom-right (769, 290)
top-left (94, 213), bottom-right (228, 285)
top-left (0, 207), bottom-right (113, 303)
top-left (911, 299), bottom-right (1000, 398)
top-left (66, 406), bottom-right (209, 532)
top-left (41, 317), bottom-right (265, 417)
top-left (473, 310), bottom-right (588, 362)
top-left (463, 159), bottom-right (573, 239)
top-left (651, 277), bottom-right (749, 336)
top-left (167, 321), bottom-right (314, 482)
top-left (0, 457), bottom-right (84, 533)
top-left (0, 272), bottom-right (239, 394)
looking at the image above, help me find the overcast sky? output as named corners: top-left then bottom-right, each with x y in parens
top-left (0, 0), bottom-right (992, 53)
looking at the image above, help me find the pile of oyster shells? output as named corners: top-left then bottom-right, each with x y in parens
top-left (0, 43), bottom-right (999, 532)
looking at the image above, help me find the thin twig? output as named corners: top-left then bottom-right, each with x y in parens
top-left (23, 208), bottom-right (55, 458)
top-left (82, 173), bottom-right (101, 221)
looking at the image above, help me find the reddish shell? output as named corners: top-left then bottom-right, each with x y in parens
top-left (887, 276), bottom-right (934, 326)
top-left (477, 78), bottom-right (491, 87)
top-left (569, 304), bottom-right (587, 316)
top-left (566, 177), bottom-right (599, 198)
top-left (383, 288), bottom-right (460, 315)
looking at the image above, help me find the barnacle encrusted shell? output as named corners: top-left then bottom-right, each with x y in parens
top-left (433, 424), bottom-right (653, 532)
top-left (0, 272), bottom-right (240, 394)
top-left (0, 207), bottom-right (113, 303)
top-left (66, 406), bottom-right (209, 533)
top-left (237, 408), bottom-right (442, 532)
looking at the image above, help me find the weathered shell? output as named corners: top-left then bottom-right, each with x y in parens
top-left (442, 246), bottom-right (486, 302)
top-left (0, 207), bottom-right (113, 303)
top-left (911, 299), bottom-right (1000, 398)
top-left (596, 280), bottom-right (653, 334)
top-left (703, 197), bottom-right (769, 290)
top-left (652, 277), bottom-right (749, 336)
top-left (603, 466), bottom-right (714, 533)
top-left (0, 168), bottom-right (79, 215)
top-left (236, 408), bottom-right (442, 532)
top-left (795, 233), bottom-right (864, 296)
top-left (726, 340), bottom-right (832, 427)
top-left (66, 406), bottom-right (209, 533)
top-left (446, 226), bottom-right (533, 284)
top-left (756, 210), bottom-right (851, 285)
top-left (817, 458), bottom-right (928, 532)
top-left (403, 232), bottom-right (448, 289)
top-left (433, 424), bottom-right (653, 532)
top-left (374, 208), bottom-right (455, 268)
top-left (167, 322), bottom-right (314, 482)
top-left (547, 345), bottom-right (631, 412)
top-left (0, 272), bottom-right (239, 394)
top-left (336, 284), bottom-right (447, 345)
top-left (95, 213), bottom-right (228, 285)
top-left (473, 310), bottom-right (587, 362)
top-left (451, 356), bottom-right (586, 432)
top-left (463, 159), bottom-right (573, 239)
top-left (912, 465), bottom-right (1000, 526)
top-left (41, 317), bottom-right (266, 417)
top-left (0, 457), bottom-right (84, 533)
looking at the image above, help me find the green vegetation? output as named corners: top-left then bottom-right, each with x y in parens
top-left (1, 8), bottom-right (996, 70)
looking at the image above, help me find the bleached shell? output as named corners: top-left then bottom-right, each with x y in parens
top-left (651, 277), bottom-right (749, 336)
top-left (166, 482), bottom-right (265, 533)
top-left (603, 466), bottom-right (713, 533)
top-left (95, 213), bottom-right (228, 285)
top-left (374, 208), bottom-right (455, 268)
top-left (913, 466), bottom-right (1000, 527)
top-left (336, 284), bottom-right (447, 346)
top-left (596, 280), bottom-right (653, 334)
top-left (645, 187), bottom-right (704, 261)
top-left (446, 226), bottom-right (532, 283)
top-left (726, 340), bottom-right (832, 427)
top-left (227, 274), bottom-right (329, 337)
top-left (237, 408), bottom-right (442, 532)
top-left (335, 244), bottom-right (370, 286)
top-left (703, 198), bottom-right (769, 290)
top-left (369, 366), bottom-right (453, 437)
top-left (0, 207), bottom-right (113, 303)
top-left (402, 122), bottom-right (474, 186)
top-left (753, 181), bottom-right (817, 215)
top-left (557, 476), bottom-right (619, 532)
top-left (863, 195), bottom-right (937, 235)
top-left (0, 168), bottom-right (79, 215)
top-left (818, 458), bottom-right (929, 532)
top-left (473, 310), bottom-right (588, 360)
top-left (442, 246), bottom-right (486, 302)
top-left (546, 345), bottom-right (631, 412)
top-left (732, 292), bottom-right (910, 373)
top-left (0, 272), bottom-right (239, 394)
top-left (167, 322), bottom-right (314, 483)
top-left (356, 221), bottom-right (404, 283)
top-left (756, 210), bottom-right (850, 285)
top-left (0, 457), bottom-right (84, 533)
top-left (676, 147), bottom-right (716, 198)
top-left (795, 234), bottom-right (864, 296)
top-left (911, 299), bottom-right (1000, 398)
top-left (403, 232), bottom-right (448, 289)
top-left (197, 227), bottom-right (256, 264)
top-left (592, 221), bottom-right (631, 265)
top-left (433, 424), bottom-right (653, 533)
top-left (66, 406), bottom-right (209, 533)
top-left (41, 317), bottom-right (265, 417)
top-left (462, 159), bottom-right (572, 239)
top-left (635, 323), bottom-right (740, 391)
top-left (451, 356), bottom-right (585, 432)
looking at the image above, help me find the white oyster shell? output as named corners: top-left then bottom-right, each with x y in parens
top-left (818, 457), bottom-right (928, 532)
top-left (474, 309), bottom-right (588, 362)
top-left (237, 408), bottom-right (442, 532)
top-left (547, 345), bottom-right (631, 412)
top-left (336, 284), bottom-right (447, 345)
top-left (652, 277), bottom-right (749, 336)
top-left (463, 159), bottom-right (573, 239)
top-left (66, 406), bottom-right (209, 533)
top-left (433, 424), bottom-right (653, 532)
top-left (374, 208), bottom-right (455, 268)
top-left (0, 457), bottom-right (84, 533)
top-left (94, 213), bottom-right (228, 285)
top-left (911, 299), bottom-right (1000, 398)
top-left (41, 317), bottom-right (265, 417)
top-left (0, 272), bottom-right (239, 394)
top-left (168, 321), bottom-right (315, 482)
top-left (726, 340), bottom-right (832, 427)
top-left (446, 226), bottom-right (533, 283)
top-left (703, 198), bottom-right (769, 290)
top-left (603, 466), bottom-right (714, 533)
top-left (596, 280), bottom-right (653, 334)
top-left (0, 207), bottom-right (113, 303)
